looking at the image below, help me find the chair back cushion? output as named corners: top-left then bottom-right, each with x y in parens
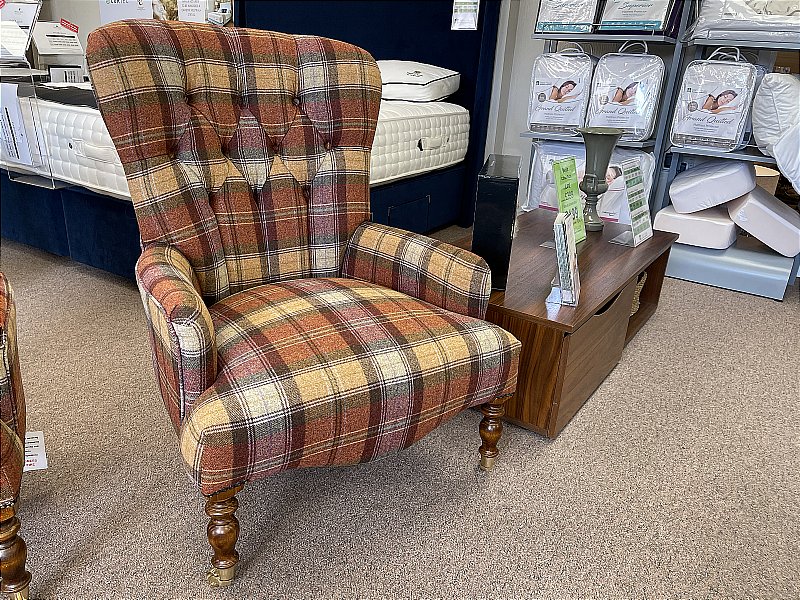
top-left (87, 20), bottom-right (381, 303)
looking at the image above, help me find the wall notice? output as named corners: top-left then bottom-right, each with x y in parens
top-left (99, 0), bottom-right (154, 25)
top-left (178, 0), bottom-right (208, 23)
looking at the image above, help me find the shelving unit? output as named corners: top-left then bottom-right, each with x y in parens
top-left (522, 0), bottom-right (695, 215)
top-left (659, 29), bottom-right (800, 300)
top-left (520, 130), bottom-right (656, 148)
top-left (666, 144), bottom-right (777, 165)
top-left (524, 1), bottom-right (799, 300)
top-left (532, 32), bottom-right (678, 43)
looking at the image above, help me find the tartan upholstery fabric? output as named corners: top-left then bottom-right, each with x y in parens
top-left (0, 272), bottom-right (25, 507)
top-left (137, 244), bottom-right (216, 429)
top-left (342, 222), bottom-right (491, 319)
top-left (181, 278), bottom-right (520, 496)
top-left (86, 21), bottom-right (521, 498)
top-left (87, 20), bottom-right (381, 304)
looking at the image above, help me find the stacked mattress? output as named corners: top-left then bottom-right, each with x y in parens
top-left (371, 100), bottom-right (469, 185)
top-left (1, 83), bottom-right (470, 197)
top-left (654, 159), bottom-right (800, 258)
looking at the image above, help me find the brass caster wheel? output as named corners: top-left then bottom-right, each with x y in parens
top-left (206, 565), bottom-right (236, 588)
top-left (479, 454), bottom-right (496, 471)
top-left (7, 586), bottom-right (29, 600)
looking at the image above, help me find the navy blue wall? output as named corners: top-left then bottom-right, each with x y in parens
top-left (238, 0), bottom-right (501, 227)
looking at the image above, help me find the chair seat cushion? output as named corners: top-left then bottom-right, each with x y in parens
top-left (180, 278), bottom-right (519, 496)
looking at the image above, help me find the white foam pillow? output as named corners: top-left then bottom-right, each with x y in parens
top-left (727, 186), bottom-right (800, 258)
top-left (669, 160), bottom-right (756, 214)
top-left (752, 73), bottom-right (800, 158)
top-left (774, 122), bottom-right (800, 195)
top-left (654, 205), bottom-right (737, 250)
top-left (377, 61), bottom-right (460, 102)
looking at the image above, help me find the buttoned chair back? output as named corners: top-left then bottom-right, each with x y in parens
top-left (89, 20), bottom-right (381, 303)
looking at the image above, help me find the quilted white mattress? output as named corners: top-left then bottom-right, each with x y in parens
top-left (2, 92), bottom-right (469, 197)
top-left (33, 98), bottom-right (130, 198)
top-left (371, 100), bottom-right (469, 185)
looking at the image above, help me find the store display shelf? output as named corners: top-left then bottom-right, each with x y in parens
top-left (687, 37), bottom-right (800, 51)
top-left (667, 144), bottom-right (777, 165)
top-left (521, 130), bottom-right (657, 149)
top-left (0, 170), bottom-right (65, 191)
top-left (532, 32), bottom-right (677, 43)
top-left (665, 237), bottom-right (800, 301)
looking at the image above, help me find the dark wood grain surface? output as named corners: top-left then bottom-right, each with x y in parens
top-left (487, 210), bottom-right (678, 333)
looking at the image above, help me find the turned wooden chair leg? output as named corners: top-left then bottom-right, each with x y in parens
top-left (205, 484), bottom-right (244, 588)
top-left (0, 504), bottom-right (31, 600)
top-left (479, 396), bottom-right (508, 471)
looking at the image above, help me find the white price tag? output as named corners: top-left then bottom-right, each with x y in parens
top-left (23, 431), bottom-right (49, 472)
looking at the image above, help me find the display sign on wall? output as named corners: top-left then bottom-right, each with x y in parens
top-left (451, 0), bottom-right (479, 30)
top-left (99, 0), bottom-right (154, 25)
top-left (178, 0), bottom-right (209, 23)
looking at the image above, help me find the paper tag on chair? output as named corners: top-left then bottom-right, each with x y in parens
top-left (23, 431), bottom-right (48, 471)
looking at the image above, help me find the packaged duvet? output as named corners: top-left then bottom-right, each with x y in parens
top-left (671, 50), bottom-right (757, 152)
top-left (586, 46), bottom-right (665, 141)
top-left (528, 49), bottom-right (593, 135)
top-left (524, 142), bottom-right (656, 225)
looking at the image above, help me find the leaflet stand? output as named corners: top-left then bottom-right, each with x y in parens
top-left (0, 2), bottom-right (58, 190)
top-left (608, 158), bottom-right (653, 247)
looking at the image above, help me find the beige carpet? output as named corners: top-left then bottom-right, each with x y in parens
top-left (1, 238), bottom-right (798, 600)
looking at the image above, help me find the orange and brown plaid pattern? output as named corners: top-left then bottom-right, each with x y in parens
top-left (87, 21), bottom-right (520, 497)
top-left (343, 222), bottom-right (492, 319)
top-left (137, 244), bottom-right (217, 429)
top-left (87, 20), bottom-right (381, 303)
top-left (0, 272), bottom-right (25, 507)
top-left (182, 278), bottom-right (519, 496)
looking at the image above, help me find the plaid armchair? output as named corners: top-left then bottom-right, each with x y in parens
top-left (0, 272), bottom-right (31, 600)
top-left (87, 20), bottom-right (520, 587)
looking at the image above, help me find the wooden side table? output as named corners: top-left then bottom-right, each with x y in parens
top-left (482, 210), bottom-right (678, 438)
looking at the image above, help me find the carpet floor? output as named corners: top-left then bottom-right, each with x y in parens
top-left (1, 238), bottom-right (798, 600)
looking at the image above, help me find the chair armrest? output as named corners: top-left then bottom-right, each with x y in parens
top-left (136, 244), bottom-right (216, 428)
top-left (341, 222), bottom-right (492, 319)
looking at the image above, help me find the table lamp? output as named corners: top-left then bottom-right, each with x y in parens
top-left (577, 127), bottom-right (624, 231)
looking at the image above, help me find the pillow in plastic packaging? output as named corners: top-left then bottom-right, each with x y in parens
top-left (687, 0), bottom-right (800, 43)
top-left (586, 52), bottom-right (664, 141)
top-left (671, 59), bottom-right (757, 152)
top-left (523, 141), bottom-right (655, 225)
top-left (528, 50), bottom-right (594, 135)
top-left (535, 0), bottom-right (601, 33)
top-left (752, 73), bottom-right (800, 158)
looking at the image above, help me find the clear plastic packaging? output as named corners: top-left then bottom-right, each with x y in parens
top-left (586, 43), bottom-right (664, 142)
top-left (670, 49), bottom-right (757, 152)
top-left (523, 141), bottom-right (656, 225)
top-left (535, 0), bottom-right (600, 33)
top-left (528, 49), bottom-right (593, 136)
top-left (687, 0), bottom-right (800, 43)
top-left (598, 0), bottom-right (674, 32)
